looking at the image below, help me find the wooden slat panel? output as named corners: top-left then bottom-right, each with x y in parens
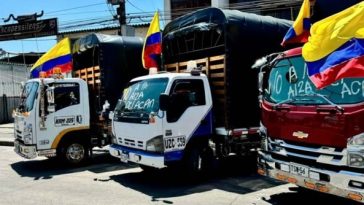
top-left (214, 98), bottom-right (225, 104)
top-left (213, 89), bottom-right (225, 95)
top-left (179, 61), bottom-right (188, 67)
top-left (211, 81), bottom-right (225, 87)
top-left (210, 73), bottom-right (225, 78)
top-left (195, 58), bottom-right (208, 64)
top-left (209, 55), bottom-right (224, 62)
top-left (165, 63), bottom-right (178, 69)
top-left (210, 64), bottom-right (224, 70)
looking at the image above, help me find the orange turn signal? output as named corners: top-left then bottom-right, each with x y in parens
top-left (348, 193), bottom-right (363, 202)
top-left (276, 173), bottom-right (287, 181)
top-left (304, 181), bottom-right (315, 189)
top-left (287, 177), bottom-right (297, 184)
top-left (257, 168), bottom-right (265, 175)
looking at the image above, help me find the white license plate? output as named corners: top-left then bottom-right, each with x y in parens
top-left (290, 163), bottom-right (309, 177)
top-left (164, 135), bottom-right (186, 151)
top-left (120, 151), bottom-right (129, 163)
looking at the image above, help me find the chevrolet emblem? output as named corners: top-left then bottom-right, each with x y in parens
top-left (293, 131), bottom-right (308, 139)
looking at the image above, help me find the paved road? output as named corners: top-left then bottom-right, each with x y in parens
top-left (0, 123), bottom-right (14, 146)
top-left (0, 146), bottom-right (360, 205)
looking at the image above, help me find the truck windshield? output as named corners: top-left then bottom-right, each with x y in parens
top-left (266, 56), bottom-right (364, 105)
top-left (115, 78), bottom-right (169, 115)
top-left (19, 82), bottom-right (39, 112)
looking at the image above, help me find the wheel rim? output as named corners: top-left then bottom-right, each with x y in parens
top-left (66, 143), bottom-right (85, 163)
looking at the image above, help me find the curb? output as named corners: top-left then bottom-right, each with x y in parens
top-left (0, 141), bottom-right (14, 146)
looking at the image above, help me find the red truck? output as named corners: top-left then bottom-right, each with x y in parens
top-left (256, 47), bottom-right (364, 203)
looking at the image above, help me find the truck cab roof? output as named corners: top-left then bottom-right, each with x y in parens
top-left (130, 72), bottom-right (207, 82)
top-left (26, 77), bottom-right (87, 85)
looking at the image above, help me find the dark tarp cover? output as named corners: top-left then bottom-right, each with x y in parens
top-left (72, 33), bottom-right (148, 121)
top-left (163, 7), bottom-right (291, 129)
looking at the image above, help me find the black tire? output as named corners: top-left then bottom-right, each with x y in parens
top-left (59, 140), bottom-right (89, 166)
top-left (185, 146), bottom-right (214, 177)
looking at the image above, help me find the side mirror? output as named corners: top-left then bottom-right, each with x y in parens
top-left (159, 93), bottom-right (169, 111)
top-left (258, 72), bottom-right (264, 94)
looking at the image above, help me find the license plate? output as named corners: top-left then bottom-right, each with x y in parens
top-left (290, 163), bottom-right (309, 177)
top-left (120, 151), bottom-right (129, 163)
top-left (164, 135), bottom-right (186, 152)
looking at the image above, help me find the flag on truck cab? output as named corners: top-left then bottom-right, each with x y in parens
top-left (303, 1), bottom-right (364, 89)
top-left (142, 11), bottom-right (162, 69)
top-left (281, 0), bottom-right (311, 46)
top-left (30, 37), bottom-right (72, 78)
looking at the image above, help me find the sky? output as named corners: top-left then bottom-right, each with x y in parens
top-left (0, 0), bottom-right (163, 54)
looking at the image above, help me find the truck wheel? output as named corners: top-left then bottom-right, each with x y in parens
top-left (185, 146), bottom-right (214, 176)
top-left (60, 141), bottom-right (89, 165)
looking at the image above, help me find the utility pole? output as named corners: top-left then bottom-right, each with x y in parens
top-left (107, 0), bottom-right (126, 35)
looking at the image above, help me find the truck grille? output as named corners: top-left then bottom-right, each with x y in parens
top-left (268, 137), bottom-right (347, 166)
top-left (118, 138), bottom-right (144, 148)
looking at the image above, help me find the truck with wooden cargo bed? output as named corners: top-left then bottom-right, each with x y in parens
top-left (109, 8), bottom-right (291, 173)
top-left (13, 34), bottom-right (147, 165)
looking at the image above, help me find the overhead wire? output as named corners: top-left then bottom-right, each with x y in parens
top-left (46, 2), bottom-right (106, 14)
top-left (126, 0), bottom-right (145, 13)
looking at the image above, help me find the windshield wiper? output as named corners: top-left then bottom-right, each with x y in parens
top-left (297, 93), bottom-right (344, 114)
top-left (272, 98), bottom-right (294, 110)
top-left (272, 96), bottom-right (315, 109)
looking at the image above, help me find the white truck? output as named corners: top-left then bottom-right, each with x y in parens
top-left (109, 8), bottom-right (291, 172)
top-left (13, 34), bottom-right (147, 165)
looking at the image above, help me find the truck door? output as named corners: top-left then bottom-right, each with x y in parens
top-left (163, 79), bottom-right (213, 162)
top-left (36, 82), bottom-right (87, 150)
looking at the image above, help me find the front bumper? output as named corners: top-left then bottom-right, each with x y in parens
top-left (258, 151), bottom-right (364, 203)
top-left (14, 140), bottom-right (37, 159)
top-left (109, 144), bottom-right (166, 169)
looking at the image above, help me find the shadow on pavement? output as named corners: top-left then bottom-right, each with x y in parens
top-left (108, 155), bottom-right (283, 201)
top-left (262, 186), bottom-right (362, 205)
top-left (11, 149), bottom-right (137, 180)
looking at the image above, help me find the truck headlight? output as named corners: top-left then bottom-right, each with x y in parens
top-left (24, 134), bottom-right (32, 144)
top-left (23, 124), bottom-right (33, 144)
top-left (146, 135), bottom-right (164, 153)
top-left (347, 133), bottom-right (364, 167)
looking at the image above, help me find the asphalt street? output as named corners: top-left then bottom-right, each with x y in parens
top-left (0, 144), bottom-right (361, 205)
top-left (0, 123), bottom-right (360, 205)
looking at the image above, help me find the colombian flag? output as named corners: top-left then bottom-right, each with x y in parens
top-left (303, 2), bottom-right (364, 89)
top-left (142, 11), bottom-right (162, 69)
top-left (31, 37), bottom-right (72, 78)
top-left (281, 0), bottom-right (311, 46)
